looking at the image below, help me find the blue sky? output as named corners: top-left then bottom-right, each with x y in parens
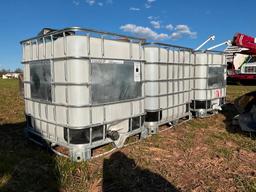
top-left (0, 0), bottom-right (256, 70)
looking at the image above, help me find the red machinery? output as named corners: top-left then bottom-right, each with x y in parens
top-left (227, 33), bottom-right (256, 83)
top-left (232, 33), bottom-right (256, 55)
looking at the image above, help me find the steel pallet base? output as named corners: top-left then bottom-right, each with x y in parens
top-left (145, 113), bottom-right (192, 135)
top-left (25, 126), bottom-right (147, 162)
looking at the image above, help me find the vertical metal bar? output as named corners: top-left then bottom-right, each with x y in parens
top-left (89, 107), bottom-right (92, 125)
top-left (88, 33), bottom-right (93, 119)
top-left (188, 51), bottom-right (192, 112)
top-left (129, 40), bottom-right (133, 60)
top-left (130, 101), bottom-right (133, 131)
top-left (103, 105), bottom-right (106, 123)
top-left (53, 105), bottom-right (56, 121)
top-left (51, 35), bottom-right (54, 57)
top-left (39, 103), bottom-right (42, 133)
top-left (101, 35), bottom-right (105, 58)
top-left (49, 42), bottom-right (54, 139)
top-left (182, 50), bottom-right (185, 115)
top-left (130, 102), bottom-right (133, 117)
top-left (51, 45), bottom-right (57, 141)
top-left (63, 60), bottom-right (68, 81)
top-left (36, 39), bottom-right (39, 59)
top-left (177, 48), bottom-right (180, 118)
top-left (22, 43), bottom-right (25, 62)
top-left (193, 53), bottom-right (196, 111)
top-left (167, 48), bottom-right (169, 118)
top-left (67, 128), bottom-right (70, 145)
top-left (64, 59), bottom-right (68, 102)
top-left (158, 46), bottom-right (161, 122)
top-left (87, 33), bottom-right (91, 56)
top-left (130, 118), bottom-right (133, 132)
top-left (66, 107), bottom-right (69, 130)
top-left (221, 53), bottom-right (225, 100)
top-left (63, 32), bottom-right (67, 56)
top-left (43, 37), bottom-right (46, 59)
top-left (90, 127), bottom-right (92, 145)
top-left (206, 53), bottom-right (209, 111)
top-left (32, 101), bottom-right (35, 125)
top-left (46, 104), bottom-right (49, 138)
top-left (172, 48), bottom-right (175, 119)
top-left (54, 109), bottom-right (57, 142)
top-left (31, 41), bottom-right (34, 60)
top-left (30, 41), bottom-right (33, 61)
top-left (210, 53), bottom-right (213, 103)
top-left (88, 33), bottom-right (93, 136)
top-left (103, 124), bottom-right (106, 141)
top-left (63, 31), bottom-right (70, 130)
top-left (140, 65), bottom-right (143, 113)
top-left (51, 60), bottom-right (55, 106)
top-left (139, 115), bottom-right (142, 129)
top-left (139, 41), bottom-right (142, 60)
top-left (139, 98), bottom-right (142, 116)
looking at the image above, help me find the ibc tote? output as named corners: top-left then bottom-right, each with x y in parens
top-left (21, 27), bottom-right (146, 161)
top-left (143, 43), bottom-right (193, 134)
top-left (191, 51), bottom-right (226, 117)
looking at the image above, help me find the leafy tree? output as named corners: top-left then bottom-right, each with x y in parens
top-left (14, 68), bottom-right (23, 73)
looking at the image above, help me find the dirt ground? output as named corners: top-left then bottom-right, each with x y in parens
top-left (86, 114), bottom-right (256, 192)
top-left (0, 79), bottom-right (255, 192)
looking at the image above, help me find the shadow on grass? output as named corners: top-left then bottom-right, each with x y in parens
top-left (227, 78), bottom-right (256, 86)
top-left (221, 103), bottom-right (240, 133)
top-left (221, 93), bottom-right (256, 137)
top-left (102, 151), bottom-right (179, 192)
top-left (0, 122), bottom-right (60, 192)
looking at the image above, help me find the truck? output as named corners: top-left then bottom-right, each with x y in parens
top-left (226, 33), bottom-right (256, 84)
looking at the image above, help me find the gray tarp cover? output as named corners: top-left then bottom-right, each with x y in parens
top-left (234, 91), bottom-right (256, 131)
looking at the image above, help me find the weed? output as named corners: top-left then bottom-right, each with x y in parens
top-left (234, 175), bottom-right (256, 192)
top-left (214, 147), bottom-right (233, 160)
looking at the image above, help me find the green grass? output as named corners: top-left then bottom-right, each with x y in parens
top-left (176, 128), bottom-right (196, 152)
top-left (0, 80), bottom-right (256, 191)
top-left (214, 147), bottom-right (233, 160)
top-left (0, 79), bottom-right (24, 124)
top-left (0, 80), bottom-right (103, 192)
top-left (234, 175), bottom-right (256, 192)
top-left (187, 119), bottom-right (208, 129)
top-left (226, 85), bottom-right (256, 102)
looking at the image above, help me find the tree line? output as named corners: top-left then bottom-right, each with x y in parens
top-left (0, 68), bottom-right (23, 73)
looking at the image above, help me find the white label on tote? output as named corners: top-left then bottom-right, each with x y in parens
top-left (134, 62), bottom-right (141, 82)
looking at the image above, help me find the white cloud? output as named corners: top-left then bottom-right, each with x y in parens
top-left (85, 0), bottom-right (109, 6)
top-left (87, 0), bottom-right (96, 5)
top-left (86, 0), bottom-right (96, 6)
top-left (120, 23), bottom-right (197, 41)
top-left (145, 4), bottom-right (151, 8)
top-left (175, 25), bottom-right (191, 33)
top-left (129, 7), bottom-right (140, 11)
top-left (145, 0), bottom-right (156, 8)
top-left (169, 32), bottom-right (182, 40)
top-left (150, 20), bottom-right (161, 29)
top-left (166, 24), bottom-right (174, 31)
top-left (73, 0), bottom-right (80, 5)
top-left (170, 24), bottom-right (197, 39)
top-left (120, 24), bottom-right (168, 40)
top-left (148, 16), bottom-right (159, 20)
top-left (98, 2), bottom-right (103, 6)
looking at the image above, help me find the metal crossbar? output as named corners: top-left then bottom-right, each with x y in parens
top-left (20, 27), bottom-right (146, 44)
